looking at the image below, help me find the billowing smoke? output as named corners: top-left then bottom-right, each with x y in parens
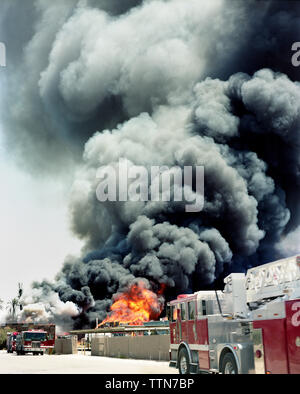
top-left (19, 280), bottom-right (80, 332)
top-left (276, 226), bottom-right (300, 257)
top-left (1, 0), bottom-right (299, 329)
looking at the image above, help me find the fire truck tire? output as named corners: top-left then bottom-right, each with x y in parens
top-left (178, 347), bottom-right (190, 374)
top-left (220, 352), bottom-right (238, 374)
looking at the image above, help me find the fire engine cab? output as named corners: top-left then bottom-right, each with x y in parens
top-left (16, 329), bottom-right (53, 355)
top-left (168, 254), bottom-right (300, 374)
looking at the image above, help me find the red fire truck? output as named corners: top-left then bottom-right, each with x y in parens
top-left (168, 254), bottom-right (300, 374)
top-left (6, 332), bottom-right (19, 353)
top-left (16, 329), bottom-right (54, 355)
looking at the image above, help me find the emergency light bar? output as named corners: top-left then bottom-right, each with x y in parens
top-left (246, 255), bottom-right (300, 303)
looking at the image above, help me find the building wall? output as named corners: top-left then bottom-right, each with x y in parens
top-left (91, 334), bottom-right (170, 361)
top-left (55, 337), bottom-right (77, 354)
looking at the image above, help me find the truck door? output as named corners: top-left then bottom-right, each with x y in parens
top-left (180, 303), bottom-right (188, 342)
top-left (187, 300), bottom-right (197, 343)
top-left (176, 305), bottom-right (183, 342)
top-left (285, 300), bottom-right (300, 374)
top-left (169, 304), bottom-right (180, 344)
top-left (175, 306), bottom-right (180, 343)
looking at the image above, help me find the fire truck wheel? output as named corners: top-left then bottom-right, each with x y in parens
top-left (221, 353), bottom-right (238, 374)
top-left (178, 347), bottom-right (190, 374)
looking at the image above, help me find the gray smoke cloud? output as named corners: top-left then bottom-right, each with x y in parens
top-left (51, 67), bottom-right (298, 328)
top-left (276, 226), bottom-right (300, 256)
top-left (1, 0), bottom-right (299, 329)
top-left (18, 281), bottom-right (80, 332)
top-left (5, 0), bottom-right (298, 173)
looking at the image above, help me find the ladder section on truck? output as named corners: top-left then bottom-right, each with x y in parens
top-left (246, 255), bottom-right (300, 303)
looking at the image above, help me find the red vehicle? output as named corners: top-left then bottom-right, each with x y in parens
top-left (168, 255), bottom-right (300, 374)
top-left (16, 329), bottom-right (55, 355)
top-left (6, 332), bottom-right (19, 353)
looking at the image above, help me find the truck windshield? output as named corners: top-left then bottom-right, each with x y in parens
top-left (24, 332), bottom-right (47, 341)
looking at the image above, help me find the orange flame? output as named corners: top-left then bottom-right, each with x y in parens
top-left (99, 281), bottom-right (164, 326)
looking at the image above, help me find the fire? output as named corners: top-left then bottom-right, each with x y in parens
top-left (99, 281), bottom-right (164, 326)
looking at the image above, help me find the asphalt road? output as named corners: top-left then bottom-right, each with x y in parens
top-left (0, 350), bottom-right (178, 374)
